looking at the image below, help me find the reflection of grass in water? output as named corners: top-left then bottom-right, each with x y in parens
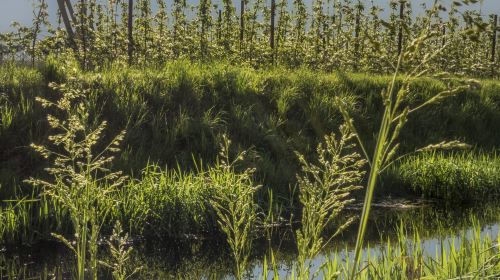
top-left (0, 242), bottom-right (73, 280)
top-left (2, 204), bottom-right (497, 279)
top-left (321, 203), bottom-right (500, 251)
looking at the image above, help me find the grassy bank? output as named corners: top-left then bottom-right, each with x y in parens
top-left (2, 60), bottom-right (500, 197)
top-left (1, 60), bottom-right (500, 242)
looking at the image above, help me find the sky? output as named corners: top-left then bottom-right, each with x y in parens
top-left (1, 0), bottom-right (499, 33)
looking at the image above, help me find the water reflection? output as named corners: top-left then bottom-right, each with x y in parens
top-left (1, 203), bottom-right (499, 279)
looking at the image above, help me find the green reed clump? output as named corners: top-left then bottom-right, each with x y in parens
top-left (113, 134), bottom-right (263, 279)
top-left (209, 135), bottom-right (260, 280)
top-left (26, 75), bottom-right (127, 280)
top-left (0, 198), bottom-right (24, 244)
top-left (0, 185), bottom-right (70, 245)
top-left (295, 124), bottom-right (366, 278)
top-left (114, 163), bottom-right (217, 237)
top-left (0, 197), bottom-right (37, 244)
top-left (390, 151), bottom-right (500, 202)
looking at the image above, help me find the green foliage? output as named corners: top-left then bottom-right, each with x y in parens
top-left (1, 61), bottom-right (500, 205)
top-left (114, 163), bottom-right (218, 237)
top-left (0, 1), bottom-right (499, 279)
top-left (0, 64), bottom-right (45, 195)
top-left (337, 4), bottom-right (482, 277)
top-left (319, 223), bottom-right (500, 279)
top-left (390, 151), bottom-right (500, 202)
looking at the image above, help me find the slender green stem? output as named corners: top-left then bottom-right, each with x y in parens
top-left (350, 54), bottom-right (403, 279)
top-left (349, 105), bottom-right (390, 279)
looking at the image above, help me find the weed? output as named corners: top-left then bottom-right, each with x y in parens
top-left (26, 75), bottom-right (126, 280)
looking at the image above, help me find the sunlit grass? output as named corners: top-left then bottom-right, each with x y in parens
top-left (389, 151), bottom-right (500, 202)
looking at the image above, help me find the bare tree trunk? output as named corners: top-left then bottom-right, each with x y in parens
top-left (218, 10), bottom-right (222, 42)
top-left (200, 2), bottom-right (207, 58)
top-left (270, 0), bottom-right (275, 64)
top-left (492, 14), bottom-right (498, 63)
top-left (80, 0), bottom-right (87, 69)
top-left (128, 0), bottom-right (134, 66)
top-left (397, 1), bottom-right (405, 56)
top-left (31, 0), bottom-right (46, 67)
top-left (57, 0), bottom-right (77, 51)
top-left (240, 0), bottom-right (245, 51)
top-left (65, 0), bottom-right (77, 24)
top-left (354, 7), bottom-right (361, 70)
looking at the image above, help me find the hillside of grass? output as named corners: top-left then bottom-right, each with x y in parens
top-left (2, 60), bottom-right (500, 196)
top-left (0, 59), bottom-right (500, 245)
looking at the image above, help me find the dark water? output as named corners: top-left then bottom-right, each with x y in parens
top-left (1, 202), bottom-right (499, 279)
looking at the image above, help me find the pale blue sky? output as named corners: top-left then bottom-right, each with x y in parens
top-left (1, 0), bottom-right (499, 32)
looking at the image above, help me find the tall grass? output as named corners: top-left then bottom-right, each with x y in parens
top-left (337, 4), bottom-right (482, 277)
top-left (295, 124), bottom-right (365, 278)
top-left (26, 76), bottom-right (127, 280)
top-left (0, 187), bottom-right (68, 245)
top-left (0, 56), bottom-right (499, 279)
top-left (114, 163), bottom-right (218, 237)
top-left (0, 63), bottom-right (45, 194)
top-left (318, 222), bottom-right (500, 279)
top-left (209, 135), bottom-right (260, 279)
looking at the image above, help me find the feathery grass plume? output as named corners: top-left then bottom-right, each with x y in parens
top-left (416, 140), bottom-right (472, 152)
top-left (209, 134), bottom-right (260, 280)
top-left (99, 221), bottom-right (142, 280)
top-left (295, 123), bottom-right (366, 279)
top-left (26, 75), bottom-right (127, 280)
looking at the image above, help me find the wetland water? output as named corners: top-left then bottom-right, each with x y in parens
top-left (1, 202), bottom-right (499, 279)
